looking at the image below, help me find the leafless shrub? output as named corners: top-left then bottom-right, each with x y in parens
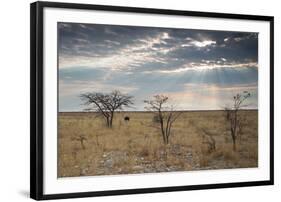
top-left (237, 116), bottom-right (246, 142)
top-left (72, 135), bottom-right (87, 150)
top-left (201, 128), bottom-right (216, 153)
top-left (152, 114), bottom-right (161, 123)
top-left (224, 91), bottom-right (251, 151)
top-left (144, 95), bottom-right (182, 144)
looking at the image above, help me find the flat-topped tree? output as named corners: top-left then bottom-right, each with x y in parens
top-left (80, 90), bottom-right (134, 128)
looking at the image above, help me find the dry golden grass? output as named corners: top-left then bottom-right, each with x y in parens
top-left (58, 110), bottom-right (258, 177)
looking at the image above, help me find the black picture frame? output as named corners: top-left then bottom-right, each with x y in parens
top-left (30, 1), bottom-right (274, 200)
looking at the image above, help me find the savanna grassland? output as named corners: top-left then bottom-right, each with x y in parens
top-left (58, 110), bottom-right (258, 177)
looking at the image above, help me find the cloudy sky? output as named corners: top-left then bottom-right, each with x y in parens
top-left (58, 22), bottom-right (258, 112)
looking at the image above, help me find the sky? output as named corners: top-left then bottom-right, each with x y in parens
top-left (58, 22), bottom-right (258, 112)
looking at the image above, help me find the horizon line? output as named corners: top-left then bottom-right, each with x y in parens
top-left (59, 108), bottom-right (258, 113)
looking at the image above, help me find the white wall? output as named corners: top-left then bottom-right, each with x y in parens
top-left (0, 0), bottom-right (279, 201)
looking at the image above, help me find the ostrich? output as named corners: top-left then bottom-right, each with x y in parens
top-left (124, 116), bottom-right (130, 122)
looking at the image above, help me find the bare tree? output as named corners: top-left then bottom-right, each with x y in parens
top-left (144, 95), bottom-right (181, 144)
top-left (201, 128), bottom-right (216, 153)
top-left (80, 90), bottom-right (134, 128)
top-left (225, 91), bottom-right (251, 151)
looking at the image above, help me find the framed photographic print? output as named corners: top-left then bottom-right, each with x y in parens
top-left (30, 1), bottom-right (274, 200)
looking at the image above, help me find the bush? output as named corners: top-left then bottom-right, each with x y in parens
top-left (152, 115), bottom-right (160, 123)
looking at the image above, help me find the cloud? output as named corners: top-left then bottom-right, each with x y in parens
top-left (189, 39), bottom-right (216, 47)
top-left (58, 23), bottom-right (258, 111)
top-left (104, 27), bottom-right (118, 35)
top-left (59, 31), bottom-right (174, 70)
top-left (104, 40), bottom-right (121, 45)
top-left (58, 23), bottom-right (258, 72)
top-left (143, 61), bottom-right (258, 74)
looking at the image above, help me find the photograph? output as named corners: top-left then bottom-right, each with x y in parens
top-left (58, 22), bottom-right (259, 178)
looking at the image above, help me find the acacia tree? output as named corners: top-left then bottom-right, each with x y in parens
top-left (144, 95), bottom-right (181, 144)
top-left (80, 90), bottom-right (133, 128)
top-left (225, 91), bottom-right (251, 151)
